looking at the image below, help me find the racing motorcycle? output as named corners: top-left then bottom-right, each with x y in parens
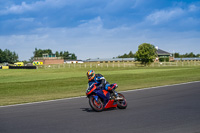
top-left (86, 83), bottom-right (127, 112)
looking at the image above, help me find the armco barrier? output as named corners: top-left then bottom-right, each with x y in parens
top-left (9, 66), bottom-right (37, 69)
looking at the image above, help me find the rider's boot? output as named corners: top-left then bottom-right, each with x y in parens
top-left (108, 87), bottom-right (121, 100)
top-left (112, 90), bottom-right (123, 101)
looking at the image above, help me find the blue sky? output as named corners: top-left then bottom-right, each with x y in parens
top-left (0, 0), bottom-right (200, 60)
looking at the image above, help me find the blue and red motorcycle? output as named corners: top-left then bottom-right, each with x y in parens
top-left (86, 83), bottom-right (127, 112)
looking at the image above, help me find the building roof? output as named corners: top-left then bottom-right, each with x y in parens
top-left (84, 58), bottom-right (135, 62)
top-left (156, 49), bottom-right (171, 55)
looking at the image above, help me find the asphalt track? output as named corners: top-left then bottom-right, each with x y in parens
top-left (0, 81), bottom-right (200, 133)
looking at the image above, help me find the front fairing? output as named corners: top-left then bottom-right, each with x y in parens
top-left (86, 84), bottom-right (98, 96)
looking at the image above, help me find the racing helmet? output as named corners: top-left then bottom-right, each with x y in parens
top-left (87, 70), bottom-right (95, 81)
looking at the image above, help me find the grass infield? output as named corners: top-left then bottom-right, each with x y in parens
top-left (0, 65), bottom-right (200, 106)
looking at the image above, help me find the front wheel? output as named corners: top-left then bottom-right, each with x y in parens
top-left (89, 96), bottom-right (104, 112)
top-left (117, 93), bottom-right (127, 109)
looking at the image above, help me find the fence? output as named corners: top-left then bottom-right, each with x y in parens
top-left (37, 61), bottom-right (200, 69)
top-left (151, 61), bottom-right (200, 67)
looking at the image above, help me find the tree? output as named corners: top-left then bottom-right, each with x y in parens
top-left (188, 52), bottom-right (195, 57)
top-left (118, 51), bottom-right (135, 58)
top-left (55, 51), bottom-right (59, 57)
top-left (0, 49), bottom-right (3, 63)
top-left (59, 51), bottom-right (63, 57)
top-left (71, 53), bottom-right (77, 60)
top-left (63, 51), bottom-right (70, 59)
top-left (33, 48), bottom-right (52, 57)
top-left (32, 48), bottom-right (77, 60)
top-left (135, 43), bottom-right (157, 66)
top-left (0, 49), bottom-right (18, 63)
top-left (174, 52), bottom-right (180, 58)
top-left (176, 52), bottom-right (199, 58)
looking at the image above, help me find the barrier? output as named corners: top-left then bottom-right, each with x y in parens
top-left (33, 61), bottom-right (43, 66)
top-left (2, 66), bottom-right (9, 69)
top-left (9, 66), bottom-right (37, 69)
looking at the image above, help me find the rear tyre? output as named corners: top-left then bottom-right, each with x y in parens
top-left (89, 96), bottom-right (104, 112)
top-left (117, 93), bottom-right (127, 109)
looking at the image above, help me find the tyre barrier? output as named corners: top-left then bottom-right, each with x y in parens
top-left (9, 66), bottom-right (37, 69)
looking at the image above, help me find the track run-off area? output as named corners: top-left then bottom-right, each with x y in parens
top-left (0, 81), bottom-right (200, 133)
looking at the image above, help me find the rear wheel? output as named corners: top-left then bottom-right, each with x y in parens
top-left (117, 93), bottom-right (127, 109)
top-left (89, 96), bottom-right (104, 112)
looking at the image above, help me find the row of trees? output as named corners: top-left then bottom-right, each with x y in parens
top-left (118, 51), bottom-right (136, 58)
top-left (0, 49), bottom-right (18, 63)
top-left (33, 48), bottom-right (77, 60)
top-left (0, 48), bottom-right (77, 64)
top-left (1, 46), bottom-right (199, 65)
top-left (119, 43), bottom-right (200, 65)
top-left (174, 52), bottom-right (200, 58)
top-left (120, 49), bottom-right (200, 60)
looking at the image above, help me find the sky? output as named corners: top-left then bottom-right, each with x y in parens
top-left (0, 0), bottom-right (200, 60)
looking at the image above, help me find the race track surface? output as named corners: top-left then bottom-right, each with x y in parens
top-left (0, 82), bottom-right (200, 133)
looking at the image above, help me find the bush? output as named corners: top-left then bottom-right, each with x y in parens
top-left (159, 57), bottom-right (169, 62)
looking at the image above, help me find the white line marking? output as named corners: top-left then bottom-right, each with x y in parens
top-left (120, 81), bottom-right (200, 93)
top-left (0, 96), bottom-right (86, 108)
top-left (0, 81), bottom-right (200, 108)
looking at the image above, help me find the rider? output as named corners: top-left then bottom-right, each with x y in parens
top-left (87, 70), bottom-right (117, 99)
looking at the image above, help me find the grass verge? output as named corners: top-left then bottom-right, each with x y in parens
top-left (0, 66), bottom-right (200, 106)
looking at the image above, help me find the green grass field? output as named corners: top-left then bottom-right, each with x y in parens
top-left (0, 65), bottom-right (200, 106)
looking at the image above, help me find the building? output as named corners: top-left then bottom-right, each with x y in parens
top-left (84, 58), bottom-right (136, 63)
top-left (33, 53), bottom-right (64, 65)
top-left (155, 47), bottom-right (174, 62)
top-left (64, 60), bottom-right (84, 64)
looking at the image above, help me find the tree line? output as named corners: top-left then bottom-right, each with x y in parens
top-left (118, 43), bottom-right (200, 65)
top-left (0, 49), bottom-right (18, 63)
top-left (118, 51), bottom-right (136, 58)
top-left (0, 48), bottom-right (77, 64)
top-left (174, 52), bottom-right (200, 58)
top-left (1, 46), bottom-right (199, 65)
top-left (119, 50), bottom-right (200, 59)
top-left (32, 48), bottom-right (77, 60)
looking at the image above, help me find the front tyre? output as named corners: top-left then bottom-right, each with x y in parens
top-left (89, 96), bottom-right (104, 112)
top-left (117, 93), bottom-right (127, 109)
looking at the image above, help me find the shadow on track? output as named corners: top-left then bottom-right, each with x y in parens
top-left (80, 107), bottom-right (117, 112)
top-left (80, 108), bottom-right (95, 112)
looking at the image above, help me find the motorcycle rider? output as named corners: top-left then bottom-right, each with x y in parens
top-left (87, 70), bottom-right (118, 99)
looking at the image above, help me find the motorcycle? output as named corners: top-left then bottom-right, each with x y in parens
top-left (86, 83), bottom-right (127, 112)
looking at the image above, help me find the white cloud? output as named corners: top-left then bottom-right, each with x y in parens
top-left (0, 19), bottom-right (200, 61)
top-left (0, 0), bottom-right (69, 15)
top-left (0, 1), bottom-right (200, 60)
top-left (79, 16), bottom-right (103, 27)
top-left (0, 0), bottom-right (140, 15)
top-left (6, 17), bottom-right (35, 22)
top-left (146, 3), bottom-right (200, 25)
top-left (0, 2), bottom-right (32, 14)
top-left (146, 8), bottom-right (184, 25)
top-left (188, 4), bottom-right (200, 12)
